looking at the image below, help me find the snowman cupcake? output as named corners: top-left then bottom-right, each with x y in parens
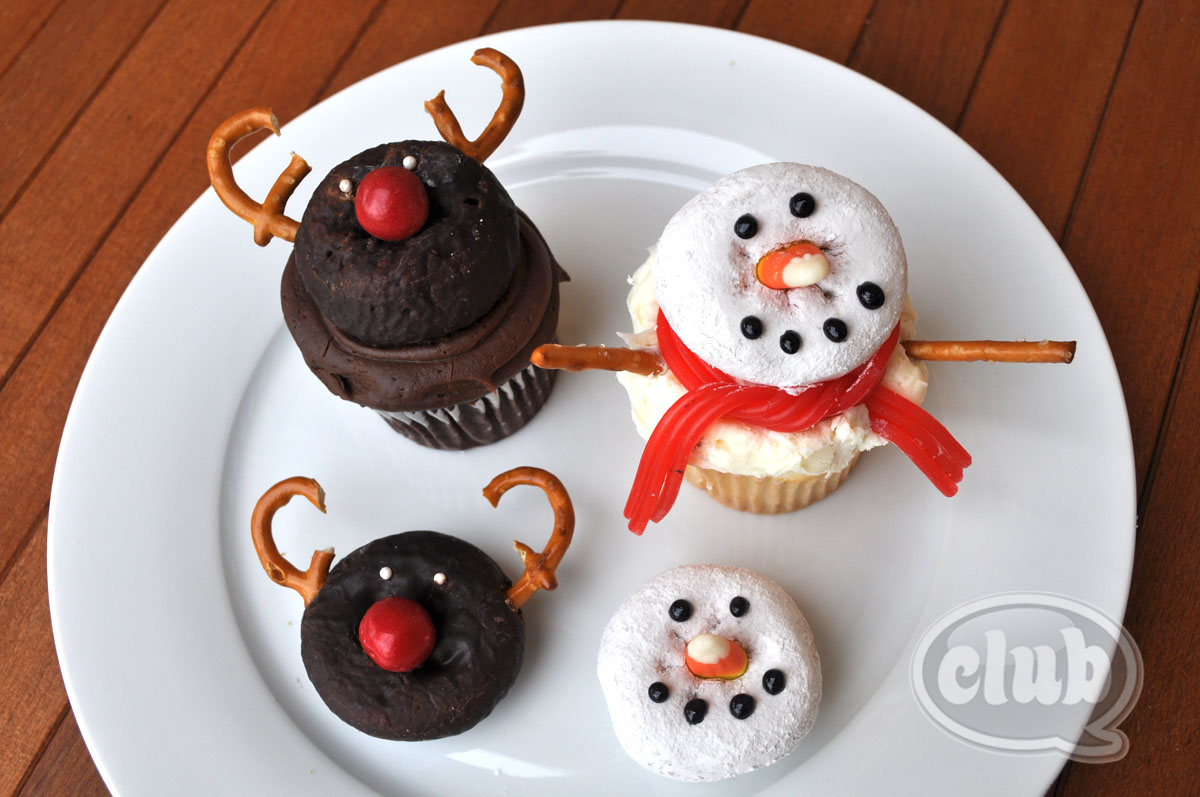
top-left (534, 162), bottom-right (1072, 534)
top-left (597, 565), bottom-right (821, 781)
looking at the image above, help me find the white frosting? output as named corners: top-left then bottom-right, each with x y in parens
top-left (653, 163), bottom-right (907, 386)
top-left (597, 565), bottom-right (821, 782)
top-left (618, 254), bottom-right (928, 478)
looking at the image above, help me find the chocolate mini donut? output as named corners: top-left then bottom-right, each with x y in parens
top-left (207, 49), bottom-right (567, 450)
top-left (597, 565), bottom-right (821, 781)
top-left (302, 531), bottom-right (525, 740)
top-left (251, 467), bottom-right (574, 741)
top-left (293, 141), bottom-right (520, 347)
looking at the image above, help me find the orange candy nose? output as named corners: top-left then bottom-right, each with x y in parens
top-left (756, 242), bottom-right (830, 290)
top-left (685, 633), bottom-right (748, 679)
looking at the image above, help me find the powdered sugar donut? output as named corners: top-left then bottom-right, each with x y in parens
top-left (653, 163), bottom-right (906, 386)
top-left (597, 565), bottom-right (821, 781)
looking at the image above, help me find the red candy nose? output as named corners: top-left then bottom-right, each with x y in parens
top-left (358, 596), bottom-right (436, 672)
top-left (354, 165), bottom-right (429, 241)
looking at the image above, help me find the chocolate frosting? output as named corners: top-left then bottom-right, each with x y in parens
top-left (301, 530), bottom-right (525, 741)
top-left (282, 211), bottom-right (565, 412)
top-left (294, 140), bottom-right (520, 347)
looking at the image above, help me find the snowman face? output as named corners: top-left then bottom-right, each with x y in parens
top-left (597, 565), bottom-right (821, 782)
top-left (653, 163), bottom-right (906, 387)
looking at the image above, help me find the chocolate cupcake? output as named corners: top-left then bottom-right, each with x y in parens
top-left (250, 467), bottom-right (574, 740)
top-left (208, 49), bottom-right (567, 448)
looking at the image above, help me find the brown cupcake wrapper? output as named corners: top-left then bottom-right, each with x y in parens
top-left (375, 364), bottom-right (557, 450)
top-left (684, 452), bottom-right (861, 514)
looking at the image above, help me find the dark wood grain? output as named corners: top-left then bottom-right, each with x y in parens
top-left (0, 0), bottom-right (66, 77)
top-left (0, 520), bottom-right (66, 796)
top-left (956, 0), bottom-right (1138, 239)
top-left (1, 1), bottom-right (1195, 793)
top-left (1054, 1), bottom-right (1200, 791)
top-left (484, 0), bottom-right (620, 33)
top-left (618, 0), bottom-right (747, 25)
top-left (17, 711), bottom-right (107, 797)
top-left (0, 0), bottom-right (273, 403)
top-left (0, 0), bottom-right (165, 214)
top-left (1058, 0), bottom-right (1200, 488)
top-left (849, 0), bottom-right (1007, 127)
top-left (739, 0), bottom-right (873, 63)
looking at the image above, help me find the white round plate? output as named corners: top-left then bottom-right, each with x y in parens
top-left (50, 20), bottom-right (1134, 796)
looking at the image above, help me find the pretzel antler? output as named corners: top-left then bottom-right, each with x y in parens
top-left (483, 467), bottom-right (574, 610)
top-left (251, 476), bottom-right (334, 606)
top-left (425, 48), bottom-right (524, 163)
top-left (207, 107), bottom-right (311, 246)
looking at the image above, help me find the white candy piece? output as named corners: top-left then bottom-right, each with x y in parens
top-left (338, 178), bottom-right (353, 194)
top-left (379, 566), bottom-right (392, 580)
top-left (402, 155), bottom-right (418, 170)
top-left (597, 565), bottom-right (821, 782)
top-left (653, 163), bottom-right (906, 387)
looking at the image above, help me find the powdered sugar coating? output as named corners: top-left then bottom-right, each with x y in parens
top-left (597, 565), bottom-right (821, 782)
top-left (653, 163), bottom-right (906, 386)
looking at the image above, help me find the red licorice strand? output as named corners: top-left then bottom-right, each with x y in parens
top-left (869, 415), bottom-right (959, 496)
top-left (625, 383), bottom-right (747, 530)
top-left (649, 387), bottom-right (770, 524)
top-left (631, 385), bottom-right (761, 531)
top-left (624, 387), bottom-right (712, 521)
top-left (871, 388), bottom-right (972, 467)
top-left (832, 326), bottom-right (899, 412)
top-left (866, 397), bottom-right (964, 485)
top-left (639, 386), bottom-right (764, 528)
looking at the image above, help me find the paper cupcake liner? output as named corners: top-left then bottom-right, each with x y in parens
top-left (684, 453), bottom-right (861, 514)
top-left (376, 364), bottom-right (556, 450)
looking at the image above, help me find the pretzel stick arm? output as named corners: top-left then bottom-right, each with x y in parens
top-left (531, 344), bottom-right (664, 376)
top-left (902, 339), bottom-right (1076, 363)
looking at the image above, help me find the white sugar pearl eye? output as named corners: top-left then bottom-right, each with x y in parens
top-left (338, 178), bottom-right (353, 193)
top-left (433, 572), bottom-right (446, 585)
top-left (379, 566), bottom-right (393, 580)
top-left (402, 155), bottom-right (417, 170)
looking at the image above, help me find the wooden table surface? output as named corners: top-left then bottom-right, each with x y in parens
top-left (3, 0), bottom-right (1197, 793)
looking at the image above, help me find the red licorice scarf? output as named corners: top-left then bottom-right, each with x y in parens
top-left (623, 309), bottom-right (972, 534)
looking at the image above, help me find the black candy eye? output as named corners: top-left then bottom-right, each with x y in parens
top-left (780, 331), bottom-right (801, 354)
top-left (857, 281), bottom-right (886, 310)
top-left (789, 192), bottom-right (816, 218)
top-left (684, 698), bottom-right (708, 725)
top-left (729, 694), bottom-right (756, 719)
top-left (823, 318), bottom-right (848, 342)
top-left (648, 682), bottom-right (669, 703)
top-left (740, 316), bottom-right (763, 340)
top-left (763, 669), bottom-right (786, 695)
top-left (734, 214), bottom-right (758, 239)
top-left (669, 599), bottom-right (693, 622)
top-left (729, 596), bottom-right (749, 617)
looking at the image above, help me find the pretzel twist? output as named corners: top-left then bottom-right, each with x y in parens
top-left (424, 48), bottom-right (524, 163)
top-left (483, 467), bottom-right (574, 610)
top-left (207, 107), bottom-right (311, 246)
top-left (251, 477), bottom-right (334, 606)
